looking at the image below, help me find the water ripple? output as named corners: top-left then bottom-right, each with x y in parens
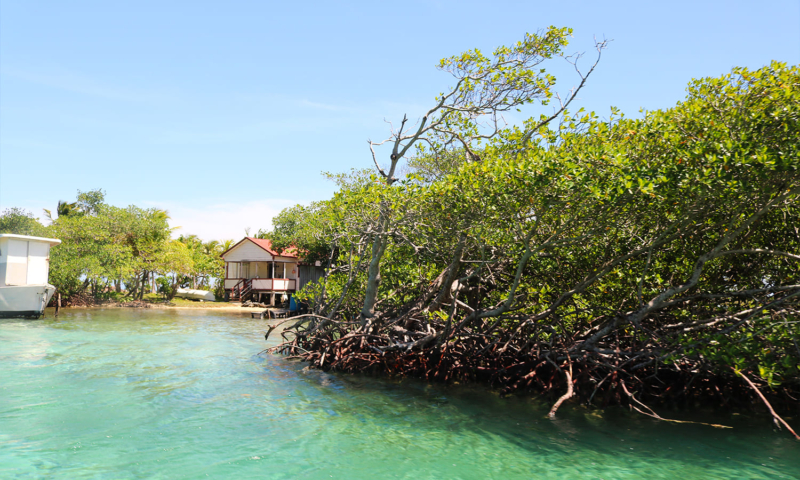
top-left (1, 309), bottom-right (798, 479)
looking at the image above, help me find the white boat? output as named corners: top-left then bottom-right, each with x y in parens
top-left (0, 234), bottom-right (61, 319)
top-left (175, 288), bottom-right (216, 302)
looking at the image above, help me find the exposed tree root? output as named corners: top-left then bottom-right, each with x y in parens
top-left (548, 360), bottom-right (573, 418)
top-left (620, 379), bottom-right (732, 429)
top-left (736, 369), bottom-right (800, 440)
top-left (263, 316), bottom-right (800, 427)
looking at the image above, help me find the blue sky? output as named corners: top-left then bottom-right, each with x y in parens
top-left (1, 0), bottom-right (798, 240)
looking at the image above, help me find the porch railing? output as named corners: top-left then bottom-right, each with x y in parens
top-left (230, 278), bottom-right (253, 302)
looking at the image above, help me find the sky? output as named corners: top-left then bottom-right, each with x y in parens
top-left (1, 0), bottom-right (798, 241)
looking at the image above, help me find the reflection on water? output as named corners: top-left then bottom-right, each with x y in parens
top-left (1, 309), bottom-right (798, 479)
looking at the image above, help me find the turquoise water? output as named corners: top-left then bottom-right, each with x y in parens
top-left (1, 309), bottom-right (798, 479)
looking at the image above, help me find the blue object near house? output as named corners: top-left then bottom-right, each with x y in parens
top-left (289, 296), bottom-right (297, 312)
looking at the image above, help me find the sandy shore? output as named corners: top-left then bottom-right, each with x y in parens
top-left (53, 303), bottom-right (271, 313)
top-left (156, 305), bottom-right (267, 312)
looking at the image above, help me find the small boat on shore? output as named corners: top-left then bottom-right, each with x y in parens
top-left (175, 288), bottom-right (216, 302)
top-left (0, 234), bottom-right (61, 319)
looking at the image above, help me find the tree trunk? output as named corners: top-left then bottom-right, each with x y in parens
top-left (138, 270), bottom-right (148, 300)
top-left (427, 233), bottom-right (467, 313)
top-left (360, 210), bottom-right (391, 326)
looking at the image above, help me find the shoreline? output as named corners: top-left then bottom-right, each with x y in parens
top-left (47, 303), bottom-right (270, 313)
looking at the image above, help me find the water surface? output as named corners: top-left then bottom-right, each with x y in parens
top-left (1, 309), bottom-right (798, 479)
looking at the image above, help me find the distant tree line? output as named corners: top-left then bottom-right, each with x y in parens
top-left (0, 190), bottom-right (233, 303)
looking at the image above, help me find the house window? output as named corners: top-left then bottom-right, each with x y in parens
top-left (273, 262), bottom-right (285, 279)
top-left (228, 262), bottom-right (240, 278)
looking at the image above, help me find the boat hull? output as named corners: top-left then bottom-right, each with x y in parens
top-left (0, 285), bottom-right (56, 319)
top-left (175, 288), bottom-right (216, 302)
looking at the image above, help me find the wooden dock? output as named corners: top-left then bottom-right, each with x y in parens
top-left (251, 308), bottom-right (290, 319)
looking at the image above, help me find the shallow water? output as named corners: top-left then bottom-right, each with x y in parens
top-left (1, 309), bottom-right (798, 479)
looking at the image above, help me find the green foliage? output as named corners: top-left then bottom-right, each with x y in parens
top-left (0, 208), bottom-right (46, 236)
top-left (75, 189), bottom-right (106, 215)
top-left (271, 61), bottom-right (800, 388)
top-left (0, 190), bottom-right (230, 302)
top-left (177, 234), bottom-right (226, 290)
top-left (266, 202), bottom-right (334, 264)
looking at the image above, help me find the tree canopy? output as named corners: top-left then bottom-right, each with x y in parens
top-left (266, 53), bottom-right (799, 424)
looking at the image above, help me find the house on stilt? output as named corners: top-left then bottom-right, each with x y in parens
top-left (220, 237), bottom-right (324, 305)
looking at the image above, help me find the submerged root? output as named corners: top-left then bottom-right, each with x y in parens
top-left (735, 369), bottom-right (800, 440)
top-left (620, 379), bottom-right (732, 429)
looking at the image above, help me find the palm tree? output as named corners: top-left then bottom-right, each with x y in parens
top-left (202, 240), bottom-right (221, 256)
top-left (43, 200), bottom-right (80, 223)
top-left (219, 239), bottom-right (235, 254)
top-left (178, 234), bottom-right (203, 251)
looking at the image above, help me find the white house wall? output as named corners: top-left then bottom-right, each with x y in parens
top-left (272, 279), bottom-right (296, 291)
top-left (223, 241), bottom-right (274, 262)
top-left (0, 239), bottom-right (7, 287)
top-left (0, 239), bottom-right (52, 287)
top-left (5, 239), bottom-right (29, 286)
top-left (285, 263), bottom-right (298, 280)
top-left (223, 278), bottom-right (296, 291)
top-left (251, 262), bottom-right (269, 278)
top-left (252, 279), bottom-right (273, 290)
top-left (225, 261), bottom-right (298, 280)
top-left (27, 241), bottom-right (50, 285)
top-left (227, 262), bottom-right (239, 279)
